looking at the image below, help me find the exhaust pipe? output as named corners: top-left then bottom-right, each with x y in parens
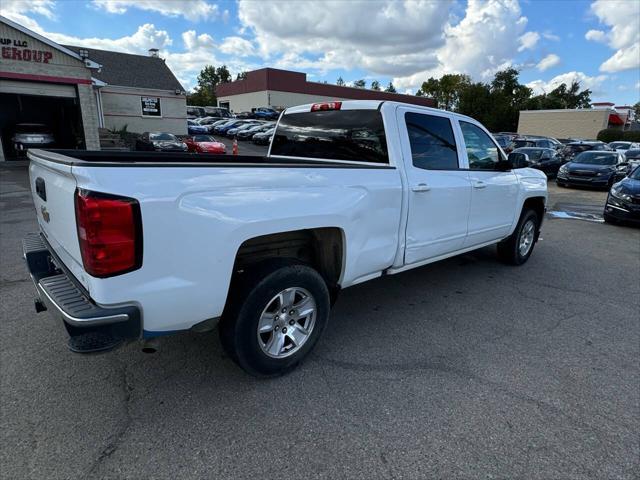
top-left (141, 338), bottom-right (159, 354)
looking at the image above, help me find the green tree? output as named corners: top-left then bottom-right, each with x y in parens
top-left (336, 76), bottom-right (345, 86)
top-left (458, 82), bottom-right (494, 128)
top-left (633, 102), bottom-right (640, 119)
top-left (416, 74), bottom-right (471, 111)
top-left (384, 82), bottom-right (397, 93)
top-left (187, 65), bottom-right (232, 106)
top-left (528, 81), bottom-right (592, 110)
top-left (370, 80), bottom-right (381, 91)
top-left (353, 79), bottom-right (366, 88)
top-left (235, 71), bottom-right (248, 81)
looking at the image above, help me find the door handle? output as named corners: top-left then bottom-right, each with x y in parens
top-left (411, 183), bottom-right (430, 192)
top-left (472, 180), bottom-right (487, 189)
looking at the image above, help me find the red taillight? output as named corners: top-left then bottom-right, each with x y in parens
top-left (311, 101), bottom-right (342, 112)
top-left (75, 189), bottom-right (142, 278)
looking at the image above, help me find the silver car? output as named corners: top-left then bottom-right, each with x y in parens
top-left (12, 123), bottom-right (55, 154)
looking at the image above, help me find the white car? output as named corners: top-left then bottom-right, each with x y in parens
top-left (24, 100), bottom-right (547, 376)
top-left (608, 141), bottom-right (640, 156)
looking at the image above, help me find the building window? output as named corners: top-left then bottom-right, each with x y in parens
top-left (141, 97), bottom-right (161, 117)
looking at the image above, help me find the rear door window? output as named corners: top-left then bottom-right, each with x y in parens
top-left (404, 112), bottom-right (458, 169)
top-left (271, 109), bottom-right (389, 164)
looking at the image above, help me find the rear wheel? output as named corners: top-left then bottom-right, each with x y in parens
top-left (219, 262), bottom-right (330, 377)
top-left (497, 209), bottom-right (539, 265)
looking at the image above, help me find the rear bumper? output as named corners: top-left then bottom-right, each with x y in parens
top-left (23, 233), bottom-right (141, 350)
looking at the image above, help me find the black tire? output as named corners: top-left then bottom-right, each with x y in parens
top-left (219, 262), bottom-right (330, 377)
top-left (497, 209), bottom-right (539, 265)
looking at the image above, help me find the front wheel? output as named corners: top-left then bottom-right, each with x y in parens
top-left (219, 263), bottom-right (330, 377)
top-left (497, 209), bottom-right (539, 265)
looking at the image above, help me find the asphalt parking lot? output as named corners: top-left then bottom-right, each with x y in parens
top-left (1, 164), bottom-right (638, 479)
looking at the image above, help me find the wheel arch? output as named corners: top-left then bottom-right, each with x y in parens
top-left (232, 227), bottom-right (345, 297)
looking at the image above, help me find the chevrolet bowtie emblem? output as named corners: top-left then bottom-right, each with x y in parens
top-left (40, 205), bottom-right (50, 223)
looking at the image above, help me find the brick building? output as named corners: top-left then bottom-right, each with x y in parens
top-left (216, 68), bottom-right (436, 113)
top-left (0, 16), bottom-right (186, 161)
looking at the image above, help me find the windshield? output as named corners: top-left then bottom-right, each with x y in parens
top-left (573, 151), bottom-right (617, 165)
top-left (493, 136), bottom-right (510, 147)
top-left (564, 144), bottom-right (593, 154)
top-left (193, 135), bottom-right (215, 142)
top-left (609, 142), bottom-right (630, 150)
top-left (514, 148), bottom-right (546, 160)
top-left (630, 166), bottom-right (640, 180)
top-left (513, 139), bottom-right (534, 148)
top-left (625, 149), bottom-right (640, 159)
top-left (150, 133), bottom-right (177, 141)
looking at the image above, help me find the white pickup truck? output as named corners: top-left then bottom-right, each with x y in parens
top-left (24, 100), bottom-right (546, 376)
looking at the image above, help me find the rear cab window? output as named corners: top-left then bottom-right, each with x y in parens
top-left (270, 108), bottom-right (389, 164)
top-left (404, 112), bottom-right (458, 170)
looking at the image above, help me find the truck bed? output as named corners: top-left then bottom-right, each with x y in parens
top-left (33, 149), bottom-right (393, 169)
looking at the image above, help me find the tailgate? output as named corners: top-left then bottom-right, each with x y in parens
top-left (28, 152), bottom-right (86, 283)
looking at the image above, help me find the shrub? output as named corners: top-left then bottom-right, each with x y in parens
top-left (597, 128), bottom-right (623, 143)
top-left (623, 130), bottom-right (640, 142)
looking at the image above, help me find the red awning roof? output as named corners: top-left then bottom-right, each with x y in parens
top-left (608, 113), bottom-right (624, 125)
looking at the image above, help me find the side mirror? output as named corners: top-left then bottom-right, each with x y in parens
top-left (508, 152), bottom-right (530, 168)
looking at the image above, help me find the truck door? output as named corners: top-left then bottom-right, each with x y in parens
top-left (456, 120), bottom-right (519, 247)
top-left (397, 107), bottom-right (472, 264)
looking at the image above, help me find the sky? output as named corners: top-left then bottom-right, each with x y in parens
top-left (1, 0), bottom-right (639, 105)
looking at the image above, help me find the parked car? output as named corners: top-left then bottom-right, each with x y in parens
top-left (512, 147), bottom-right (562, 177)
top-left (253, 107), bottom-right (280, 120)
top-left (187, 120), bottom-right (209, 135)
top-left (237, 123), bottom-right (275, 141)
top-left (135, 132), bottom-right (188, 152)
top-left (12, 123), bottom-right (55, 155)
top-left (226, 122), bottom-right (263, 138)
top-left (186, 106), bottom-right (205, 119)
top-left (252, 127), bottom-right (275, 145)
top-left (512, 136), bottom-right (559, 150)
top-left (184, 134), bottom-right (226, 154)
top-left (559, 141), bottom-right (611, 163)
top-left (604, 165), bottom-right (640, 225)
top-left (235, 111), bottom-right (254, 119)
top-left (608, 141), bottom-right (640, 155)
top-left (213, 119), bottom-right (246, 135)
top-left (493, 134), bottom-right (515, 153)
top-left (204, 106), bottom-right (232, 118)
top-left (201, 119), bottom-right (229, 133)
top-left (24, 100), bottom-right (547, 376)
top-left (556, 150), bottom-right (629, 189)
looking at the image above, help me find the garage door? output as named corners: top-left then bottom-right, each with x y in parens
top-left (0, 80), bottom-right (76, 98)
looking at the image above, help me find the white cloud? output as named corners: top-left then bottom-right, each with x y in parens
top-left (518, 31), bottom-right (540, 51)
top-left (219, 36), bottom-right (255, 57)
top-left (393, 0), bottom-right (528, 90)
top-left (527, 71), bottom-right (608, 96)
top-left (91, 0), bottom-right (219, 22)
top-left (542, 31), bottom-right (560, 41)
top-left (238, 0), bottom-right (452, 78)
top-left (47, 23), bottom-right (173, 53)
top-left (588, 0), bottom-right (640, 73)
top-left (0, 0), bottom-right (56, 29)
top-left (585, 29), bottom-right (606, 42)
top-left (536, 53), bottom-right (560, 72)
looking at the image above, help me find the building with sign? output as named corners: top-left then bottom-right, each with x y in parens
top-left (0, 16), bottom-right (186, 161)
top-left (215, 68), bottom-right (436, 113)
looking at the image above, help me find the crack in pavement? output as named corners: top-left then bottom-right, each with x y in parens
top-left (82, 362), bottom-right (134, 478)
